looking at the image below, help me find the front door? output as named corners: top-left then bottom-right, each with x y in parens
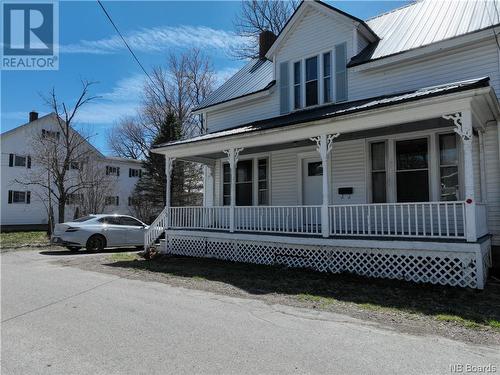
top-left (302, 158), bottom-right (323, 205)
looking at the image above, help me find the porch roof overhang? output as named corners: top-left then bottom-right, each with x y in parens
top-left (152, 77), bottom-right (500, 160)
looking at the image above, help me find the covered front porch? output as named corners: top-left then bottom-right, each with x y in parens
top-left (147, 78), bottom-right (498, 288)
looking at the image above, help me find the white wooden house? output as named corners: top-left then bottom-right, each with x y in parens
top-left (145, 0), bottom-right (500, 289)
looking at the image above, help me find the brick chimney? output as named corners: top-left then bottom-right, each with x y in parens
top-left (29, 111), bottom-right (38, 122)
top-left (259, 30), bottom-right (277, 59)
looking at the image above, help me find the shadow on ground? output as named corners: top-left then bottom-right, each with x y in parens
top-left (104, 255), bottom-right (500, 328)
top-left (40, 247), bottom-right (141, 256)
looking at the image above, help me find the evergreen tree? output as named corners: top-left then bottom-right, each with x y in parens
top-left (131, 111), bottom-right (182, 223)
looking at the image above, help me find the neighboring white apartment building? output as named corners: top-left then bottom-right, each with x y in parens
top-left (1, 112), bottom-right (143, 229)
top-left (145, 0), bottom-right (500, 289)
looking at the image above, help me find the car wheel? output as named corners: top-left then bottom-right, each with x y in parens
top-left (66, 246), bottom-right (81, 252)
top-left (86, 234), bottom-right (106, 252)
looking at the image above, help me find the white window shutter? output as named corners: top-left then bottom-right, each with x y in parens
top-left (335, 43), bottom-right (348, 102)
top-left (279, 61), bottom-right (290, 114)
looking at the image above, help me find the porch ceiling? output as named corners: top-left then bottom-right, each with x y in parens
top-left (152, 77), bottom-right (499, 160)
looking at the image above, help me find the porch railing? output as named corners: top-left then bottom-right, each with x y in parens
top-left (144, 206), bottom-right (169, 250)
top-left (145, 201), bottom-right (483, 247)
top-left (329, 201), bottom-right (466, 239)
top-left (235, 206), bottom-right (322, 235)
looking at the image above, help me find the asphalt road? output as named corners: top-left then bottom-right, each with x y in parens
top-left (2, 250), bottom-right (499, 375)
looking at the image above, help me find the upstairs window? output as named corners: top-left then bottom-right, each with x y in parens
top-left (105, 196), bottom-right (120, 206)
top-left (305, 56), bottom-right (318, 107)
top-left (129, 168), bottom-right (142, 178)
top-left (106, 166), bottom-right (120, 176)
top-left (293, 61), bottom-right (301, 110)
top-left (42, 129), bottom-right (60, 139)
top-left (9, 154), bottom-right (31, 168)
top-left (323, 52), bottom-right (332, 103)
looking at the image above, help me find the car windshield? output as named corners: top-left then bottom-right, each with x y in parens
top-left (72, 216), bottom-right (96, 222)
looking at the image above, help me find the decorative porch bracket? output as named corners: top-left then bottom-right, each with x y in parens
top-left (311, 133), bottom-right (340, 237)
top-left (442, 111), bottom-right (477, 242)
top-left (165, 156), bottom-right (176, 229)
top-left (223, 148), bottom-right (244, 232)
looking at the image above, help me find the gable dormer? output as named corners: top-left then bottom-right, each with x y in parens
top-left (266, 1), bottom-right (378, 114)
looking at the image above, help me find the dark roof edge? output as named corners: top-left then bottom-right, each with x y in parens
top-left (152, 77), bottom-right (490, 149)
top-left (348, 24), bottom-right (500, 68)
top-left (194, 80), bottom-right (276, 112)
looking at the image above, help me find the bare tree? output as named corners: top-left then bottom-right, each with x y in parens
top-left (16, 81), bottom-right (99, 230)
top-left (232, 0), bottom-right (300, 59)
top-left (107, 117), bottom-right (150, 160)
top-left (75, 159), bottom-right (115, 216)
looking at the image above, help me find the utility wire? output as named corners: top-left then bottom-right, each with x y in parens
top-left (96, 0), bottom-right (155, 85)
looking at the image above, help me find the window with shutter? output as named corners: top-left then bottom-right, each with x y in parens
top-left (279, 61), bottom-right (290, 114)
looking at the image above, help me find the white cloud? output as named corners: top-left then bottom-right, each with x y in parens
top-left (61, 25), bottom-right (246, 55)
top-left (75, 74), bottom-right (146, 124)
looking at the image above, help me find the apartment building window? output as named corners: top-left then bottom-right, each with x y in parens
top-left (370, 142), bottom-right (387, 203)
top-left (439, 133), bottom-right (459, 201)
top-left (42, 129), bottom-right (60, 139)
top-left (323, 52), bottom-right (332, 103)
top-left (106, 166), bottom-right (120, 176)
top-left (293, 61), bottom-right (301, 109)
top-left (396, 138), bottom-right (429, 202)
top-left (66, 193), bottom-right (83, 205)
top-left (8, 190), bottom-right (30, 204)
top-left (105, 196), bottom-right (120, 206)
top-left (9, 154), bottom-right (31, 168)
top-left (65, 161), bottom-right (80, 170)
top-left (305, 56), bottom-right (318, 106)
top-left (129, 168), bottom-right (142, 178)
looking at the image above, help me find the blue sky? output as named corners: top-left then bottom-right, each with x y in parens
top-left (1, 1), bottom-right (407, 154)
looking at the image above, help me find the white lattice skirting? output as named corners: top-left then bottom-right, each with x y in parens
top-left (164, 233), bottom-right (491, 289)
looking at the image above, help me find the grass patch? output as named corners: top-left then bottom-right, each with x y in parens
top-left (105, 255), bottom-right (500, 331)
top-left (0, 231), bottom-right (49, 248)
top-left (108, 252), bottom-right (138, 262)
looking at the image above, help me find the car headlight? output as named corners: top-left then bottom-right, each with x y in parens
top-left (65, 227), bottom-right (80, 232)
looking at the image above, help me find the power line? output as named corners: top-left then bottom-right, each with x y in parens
top-left (96, 0), bottom-right (155, 85)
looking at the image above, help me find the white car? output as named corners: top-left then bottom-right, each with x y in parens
top-left (51, 214), bottom-right (149, 252)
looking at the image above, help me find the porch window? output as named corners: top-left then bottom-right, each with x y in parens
top-left (223, 160), bottom-right (253, 206)
top-left (323, 52), bottom-right (332, 103)
top-left (293, 61), bottom-right (301, 109)
top-left (305, 56), bottom-right (318, 107)
top-left (396, 138), bottom-right (429, 202)
top-left (439, 133), bottom-right (459, 201)
top-left (370, 142), bottom-right (386, 203)
top-left (258, 158), bottom-right (269, 205)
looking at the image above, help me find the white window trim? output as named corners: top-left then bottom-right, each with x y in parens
top-left (289, 48), bottom-right (335, 112)
top-left (364, 127), bottom-right (462, 203)
top-left (220, 152), bottom-right (272, 206)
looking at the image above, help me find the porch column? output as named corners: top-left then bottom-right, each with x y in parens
top-left (223, 148), bottom-right (243, 233)
top-left (443, 111), bottom-right (476, 242)
top-left (311, 133), bottom-right (339, 237)
top-left (165, 156), bottom-right (175, 228)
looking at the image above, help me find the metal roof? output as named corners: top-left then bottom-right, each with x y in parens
top-left (195, 58), bottom-right (275, 111)
top-left (352, 0), bottom-right (500, 65)
top-left (196, 0), bottom-right (500, 110)
top-left (154, 77), bottom-right (490, 149)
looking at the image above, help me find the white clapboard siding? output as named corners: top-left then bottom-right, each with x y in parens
top-left (331, 139), bottom-right (367, 204)
top-left (349, 39), bottom-right (500, 101)
top-left (275, 7), bottom-right (354, 63)
top-left (484, 122), bottom-right (500, 245)
top-left (270, 148), bottom-right (301, 205)
top-left (472, 135), bottom-right (482, 201)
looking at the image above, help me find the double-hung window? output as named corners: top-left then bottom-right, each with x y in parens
top-left (257, 158), bottom-right (269, 205)
top-left (305, 56), bottom-right (318, 107)
top-left (8, 190), bottom-right (30, 204)
top-left (106, 166), bottom-right (120, 176)
top-left (293, 61), bottom-right (301, 110)
top-left (370, 142), bottom-right (387, 203)
top-left (105, 196), bottom-right (120, 206)
top-left (396, 138), bottom-right (429, 202)
top-left (322, 52), bottom-right (332, 103)
top-left (223, 160), bottom-right (253, 206)
top-left (439, 133), bottom-right (459, 201)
